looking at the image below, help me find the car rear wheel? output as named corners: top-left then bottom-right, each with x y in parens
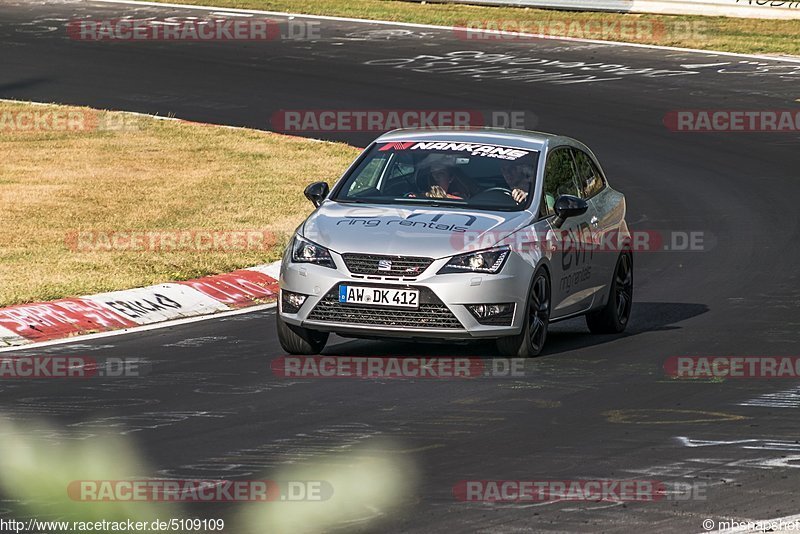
top-left (496, 269), bottom-right (550, 358)
top-left (586, 250), bottom-right (633, 334)
top-left (277, 315), bottom-right (329, 355)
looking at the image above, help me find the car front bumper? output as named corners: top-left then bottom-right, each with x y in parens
top-left (278, 250), bottom-right (535, 340)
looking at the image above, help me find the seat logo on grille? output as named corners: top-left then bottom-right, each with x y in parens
top-left (377, 259), bottom-right (392, 271)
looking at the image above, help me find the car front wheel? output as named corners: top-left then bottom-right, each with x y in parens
top-left (496, 268), bottom-right (550, 358)
top-left (277, 315), bottom-right (329, 355)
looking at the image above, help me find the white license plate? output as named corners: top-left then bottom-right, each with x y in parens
top-left (339, 285), bottom-right (419, 308)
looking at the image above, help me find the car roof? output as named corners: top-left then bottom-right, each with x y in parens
top-left (374, 127), bottom-right (574, 151)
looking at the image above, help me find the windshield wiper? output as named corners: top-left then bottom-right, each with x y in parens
top-left (335, 199), bottom-right (368, 204)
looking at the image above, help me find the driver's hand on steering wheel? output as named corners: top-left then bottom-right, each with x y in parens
top-left (512, 188), bottom-right (528, 204)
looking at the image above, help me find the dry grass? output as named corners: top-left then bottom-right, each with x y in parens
top-left (140, 0), bottom-right (800, 56)
top-left (0, 101), bottom-right (360, 307)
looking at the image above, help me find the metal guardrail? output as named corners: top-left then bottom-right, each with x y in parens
top-left (445, 0), bottom-right (800, 19)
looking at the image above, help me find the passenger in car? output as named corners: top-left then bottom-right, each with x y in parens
top-left (425, 164), bottom-right (472, 199)
top-left (409, 154), bottom-right (477, 200)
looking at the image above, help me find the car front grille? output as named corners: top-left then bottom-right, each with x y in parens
top-left (307, 285), bottom-right (463, 329)
top-left (341, 254), bottom-right (434, 277)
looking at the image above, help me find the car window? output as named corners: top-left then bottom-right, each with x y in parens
top-left (384, 152), bottom-right (415, 180)
top-left (541, 147), bottom-right (582, 217)
top-left (572, 148), bottom-right (605, 198)
top-left (346, 154), bottom-right (389, 195)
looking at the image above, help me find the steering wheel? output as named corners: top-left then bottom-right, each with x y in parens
top-left (481, 187), bottom-right (514, 197)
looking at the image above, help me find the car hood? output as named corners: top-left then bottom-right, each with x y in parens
top-left (301, 201), bottom-right (532, 258)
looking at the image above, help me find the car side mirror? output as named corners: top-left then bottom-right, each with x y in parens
top-left (552, 195), bottom-right (588, 228)
top-left (304, 181), bottom-right (329, 208)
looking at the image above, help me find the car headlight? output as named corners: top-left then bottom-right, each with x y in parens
top-left (291, 235), bottom-right (335, 268)
top-left (438, 246), bottom-right (510, 274)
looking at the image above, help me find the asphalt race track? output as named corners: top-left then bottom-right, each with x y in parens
top-left (2, 1), bottom-right (800, 531)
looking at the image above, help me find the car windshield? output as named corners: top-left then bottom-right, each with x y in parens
top-left (331, 140), bottom-right (540, 211)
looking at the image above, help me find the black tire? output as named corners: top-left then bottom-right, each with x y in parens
top-left (586, 250), bottom-right (633, 334)
top-left (277, 315), bottom-right (329, 355)
top-left (496, 268), bottom-right (550, 358)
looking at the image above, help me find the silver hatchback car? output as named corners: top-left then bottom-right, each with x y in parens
top-left (277, 128), bottom-right (633, 357)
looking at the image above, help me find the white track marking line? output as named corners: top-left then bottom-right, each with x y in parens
top-left (209, 11), bottom-right (251, 16)
top-left (88, 0), bottom-right (800, 64)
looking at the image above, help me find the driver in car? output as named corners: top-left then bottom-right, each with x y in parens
top-left (500, 160), bottom-right (535, 204)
